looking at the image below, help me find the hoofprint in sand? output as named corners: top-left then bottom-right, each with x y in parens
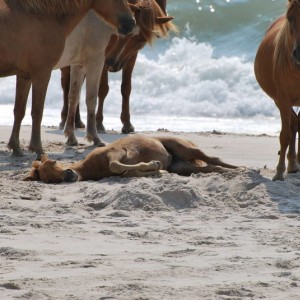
top-left (0, 126), bottom-right (300, 300)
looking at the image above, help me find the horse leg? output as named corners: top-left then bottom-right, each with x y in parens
top-left (287, 110), bottom-right (298, 173)
top-left (29, 71), bottom-right (52, 158)
top-left (168, 160), bottom-right (231, 176)
top-left (298, 111), bottom-right (300, 165)
top-left (60, 67), bottom-right (70, 129)
top-left (85, 57), bottom-right (105, 146)
top-left (107, 149), bottom-right (162, 176)
top-left (157, 137), bottom-right (238, 169)
top-left (60, 67), bottom-right (85, 130)
top-left (8, 75), bottom-right (32, 156)
top-left (121, 54), bottom-right (136, 134)
top-left (96, 67), bottom-right (109, 133)
top-left (64, 65), bottom-right (85, 146)
top-left (273, 104), bottom-right (292, 181)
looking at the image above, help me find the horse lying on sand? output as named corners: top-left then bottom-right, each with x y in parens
top-left (255, 0), bottom-right (300, 181)
top-left (24, 135), bottom-right (238, 183)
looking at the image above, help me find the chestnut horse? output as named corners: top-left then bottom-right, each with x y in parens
top-left (254, 0), bottom-right (300, 181)
top-left (60, 0), bottom-right (175, 134)
top-left (4, 0), bottom-right (135, 157)
top-left (24, 135), bottom-right (238, 183)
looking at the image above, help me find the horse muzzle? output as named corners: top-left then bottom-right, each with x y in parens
top-left (105, 58), bottom-right (123, 72)
top-left (117, 16), bottom-right (136, 36)
top-left (64, 169), bottom-right (79, 182)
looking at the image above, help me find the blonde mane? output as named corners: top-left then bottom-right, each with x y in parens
top-left (6, 0), bottom-right (90, 16)
top-left (134, 0), bottom-right (177, 44)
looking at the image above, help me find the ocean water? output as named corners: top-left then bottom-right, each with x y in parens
top-left (0, 0), bottom-right (288, 135)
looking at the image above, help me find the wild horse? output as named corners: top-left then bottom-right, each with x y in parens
top-left (255, 0), bottom-right (300, 180)
top-left (60, 0), bottom-right (175, 135)
top-left (3, 0), bottom-right (135, 157)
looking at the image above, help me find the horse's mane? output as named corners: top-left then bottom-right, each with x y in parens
top-left (273, 8), bottom-right (299, 81)
top-left (6, 0), bottom-right (90, 16)
top-left (133, 0), bottom-right (177, 44)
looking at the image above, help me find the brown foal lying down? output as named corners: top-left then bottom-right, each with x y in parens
top-left (24, 136), bottom-right (238, 183)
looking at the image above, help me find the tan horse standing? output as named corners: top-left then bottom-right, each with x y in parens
top-left (3, 0), bottom-right (135, 158)
top-left (254, 0), bottom-right (300, 181)
top-left (60, 0), bottom-right (175, 134)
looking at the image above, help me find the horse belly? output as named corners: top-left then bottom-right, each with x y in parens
top-left (0, 13), bottom-right (65, 73)
top-left (122, 137), bottom-right (172, 169)
top-left (254, 34), bottom-right (278, 101)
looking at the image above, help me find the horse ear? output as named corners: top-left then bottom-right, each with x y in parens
top-left (129, 3), bottom-right (141, 14)
top-left (156, 16), bottom-right (174, 24)
top-left (23, 160), bottom-right (42, 181)
top-left (32, 161), bottom-right (41, 169)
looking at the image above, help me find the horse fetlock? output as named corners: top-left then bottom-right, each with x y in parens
top-left (64, 126), bottom-right (74, 137)
top-left (97, 123), bottom-right (107, 134)
top-left (66, 135), bottom-right (78, 147)
top-left (145, 160), bottom-right (162, 171)
top-left (11, 147), bottom-right (24, 157)
top-left (85, 132), bottom-right (104, 147)
top-left (287, 161), bottom-right (299, 173)
top-left (28, 142), bottom-right (44, 160)
top-left (8, 138), bottom-right (21, 154)
top-left (93, 137), bottom-right (106, 147)
top-left (272, 172), bottom-right (285, 181)
top-left (122, 123), bottom-right (135, 134)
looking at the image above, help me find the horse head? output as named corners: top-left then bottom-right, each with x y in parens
top-left (92, 0), bottom-right (135, 36)
top-left (24, 155), bottom-right (78, 183)
top-left (287, 0), bottom-right (300, 64)
top-left (105, 0), bottom-right (175, 72)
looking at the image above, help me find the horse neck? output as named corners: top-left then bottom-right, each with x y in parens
top-left (59, 4), bottom-right (91, 36)
top-left (69, 159), bottom-right (97, 181)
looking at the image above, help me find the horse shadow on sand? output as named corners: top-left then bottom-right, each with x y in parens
top-left (239, 169), bottom-right (300, 215)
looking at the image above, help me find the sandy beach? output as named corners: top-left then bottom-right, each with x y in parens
top-left (1, 125), bottom-right (300, 300)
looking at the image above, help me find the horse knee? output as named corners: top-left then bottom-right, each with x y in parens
top-left (109, 161), bottom-right (123, 174)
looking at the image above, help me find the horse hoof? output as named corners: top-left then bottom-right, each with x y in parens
top-left (94, 139), bottom-right (106, 147)
top-left (75, 120), bottom-right (85, 129)
top-left (150, 160), bottom-right (162, 170)
top-left (122, 125), bottom-right (135, 134)
top-left (11, 149), bottom-right (24, 157)
top-left (272, 173), bottom-right (285, 181)
top-left (97, 124), bottom-right (107, 133)
top-left (66, 138), bottom-right (78, 147)
top-left (97, 129), bottom-right (107, 134)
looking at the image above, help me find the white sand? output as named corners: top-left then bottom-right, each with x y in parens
top-left (1, 126), bottom-right (300, 300)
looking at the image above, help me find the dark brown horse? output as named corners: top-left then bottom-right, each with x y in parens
top-left (3, 0), bottom-right (135, 158)
top-left (60, 0), bottom-right (175, 134)
top-left (254, 0), bottom-right (300, 181)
